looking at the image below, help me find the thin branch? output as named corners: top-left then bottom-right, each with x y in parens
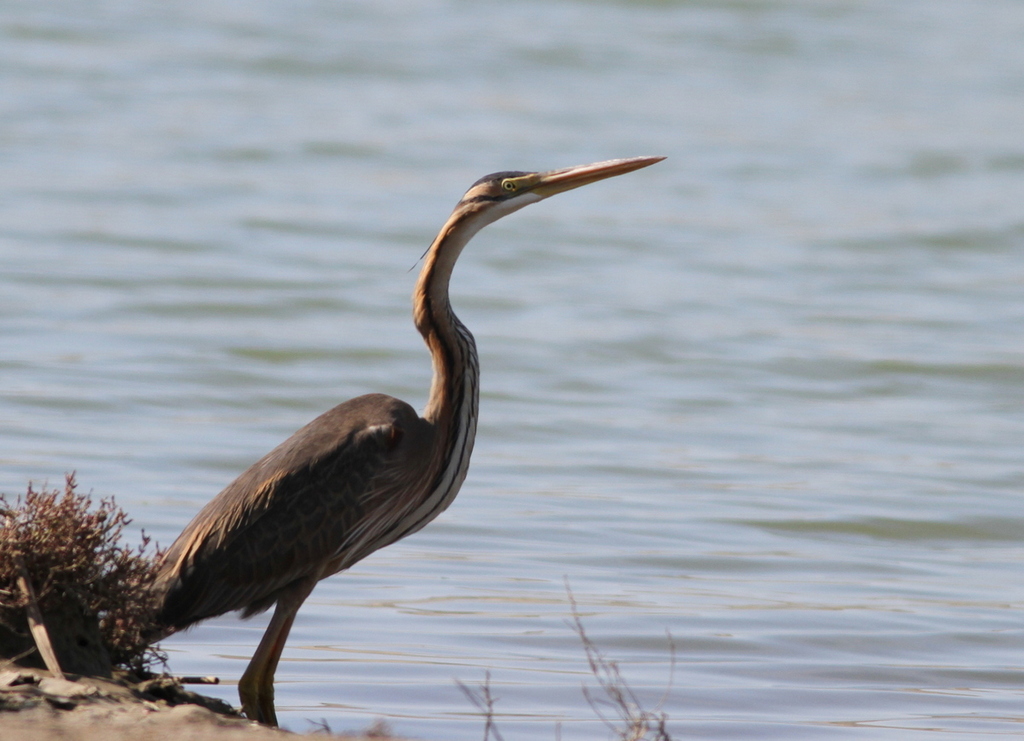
top-left (565, 579), bottom-right (675, 741)
top-left (15, 555), bottom-right (64, 679)
top-left (456, 671), bottom-right (505, 741)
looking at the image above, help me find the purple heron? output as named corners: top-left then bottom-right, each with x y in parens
top-left (153, 156), bottom-right (664, 725)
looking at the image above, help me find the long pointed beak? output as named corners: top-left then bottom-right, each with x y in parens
top-left (530, 156), bottom-right (665, 198)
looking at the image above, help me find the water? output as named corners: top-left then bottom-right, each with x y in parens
top-left (3, 1), bottom-right (1024, 738)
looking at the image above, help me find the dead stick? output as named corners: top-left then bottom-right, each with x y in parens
top-left (178, 676), bottom-right (220, 685)
top-left (14, 555), bottom-right (65, 680)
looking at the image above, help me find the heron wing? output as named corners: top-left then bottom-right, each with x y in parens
top-left (156, 393), bottom-right (427, 629)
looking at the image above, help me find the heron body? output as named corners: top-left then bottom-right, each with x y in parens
top-left (153, 156), bottom-right (664, 725)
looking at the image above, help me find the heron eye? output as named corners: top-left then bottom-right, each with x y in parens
top-left (501, 179), bottom-right (517, 193)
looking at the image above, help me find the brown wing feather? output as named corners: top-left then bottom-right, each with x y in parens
top-left (155, 393), bottom-right (430, 631)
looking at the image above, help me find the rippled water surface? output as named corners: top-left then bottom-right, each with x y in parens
top-left (3, 1), bottom-right (1024, 738)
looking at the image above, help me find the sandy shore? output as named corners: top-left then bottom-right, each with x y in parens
top-left (0, 666), bottom-right (402, 741)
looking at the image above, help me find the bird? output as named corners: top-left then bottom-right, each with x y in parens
top-left (152, 155), bottom-right (665, 726)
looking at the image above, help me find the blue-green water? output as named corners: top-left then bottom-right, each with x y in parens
top-left (3, 1), bottom-right (1024, 738)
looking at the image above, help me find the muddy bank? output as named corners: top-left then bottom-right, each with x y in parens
top-left (0, 666), bottom-right (401, 741)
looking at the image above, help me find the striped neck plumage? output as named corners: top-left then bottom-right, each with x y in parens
top-left (414, 207), bottom-right (485, 427)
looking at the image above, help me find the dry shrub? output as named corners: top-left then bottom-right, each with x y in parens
top-left (458, 586), bottom-right (676, 741)
top-left (0, 473), bottom-right (164, 671)
top-left (568, 588), bottom-right (674, 741)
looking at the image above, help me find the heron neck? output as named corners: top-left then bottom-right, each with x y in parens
top-left (413, 213), bottom-right (480, 429)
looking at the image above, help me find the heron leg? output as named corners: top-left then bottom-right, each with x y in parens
top-left (238, 575), bottom-right (318, 726)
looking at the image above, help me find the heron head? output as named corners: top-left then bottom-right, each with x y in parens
top-left (454, 156), bottom-right (666, 224)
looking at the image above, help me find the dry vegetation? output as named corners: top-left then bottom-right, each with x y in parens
top-left (0, 474), bottom-right (164, 674)
top-left (458, 587), bottom-right (676, 741)
top-left (569, 593), bottom-right (674, 741)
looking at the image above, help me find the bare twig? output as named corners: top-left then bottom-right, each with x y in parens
top-left (565, 580), bottom-right (675, 741)
top-left (456, 586), bottom-right (678, 741)
top-left (308, 718), bottom-right (333, 735)
top-left (456, 671), bottom-right (505, 741)
top-left (177, 675), bottom-right (220, 685)
top-left (14, 555), bottom-right (64, 679)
